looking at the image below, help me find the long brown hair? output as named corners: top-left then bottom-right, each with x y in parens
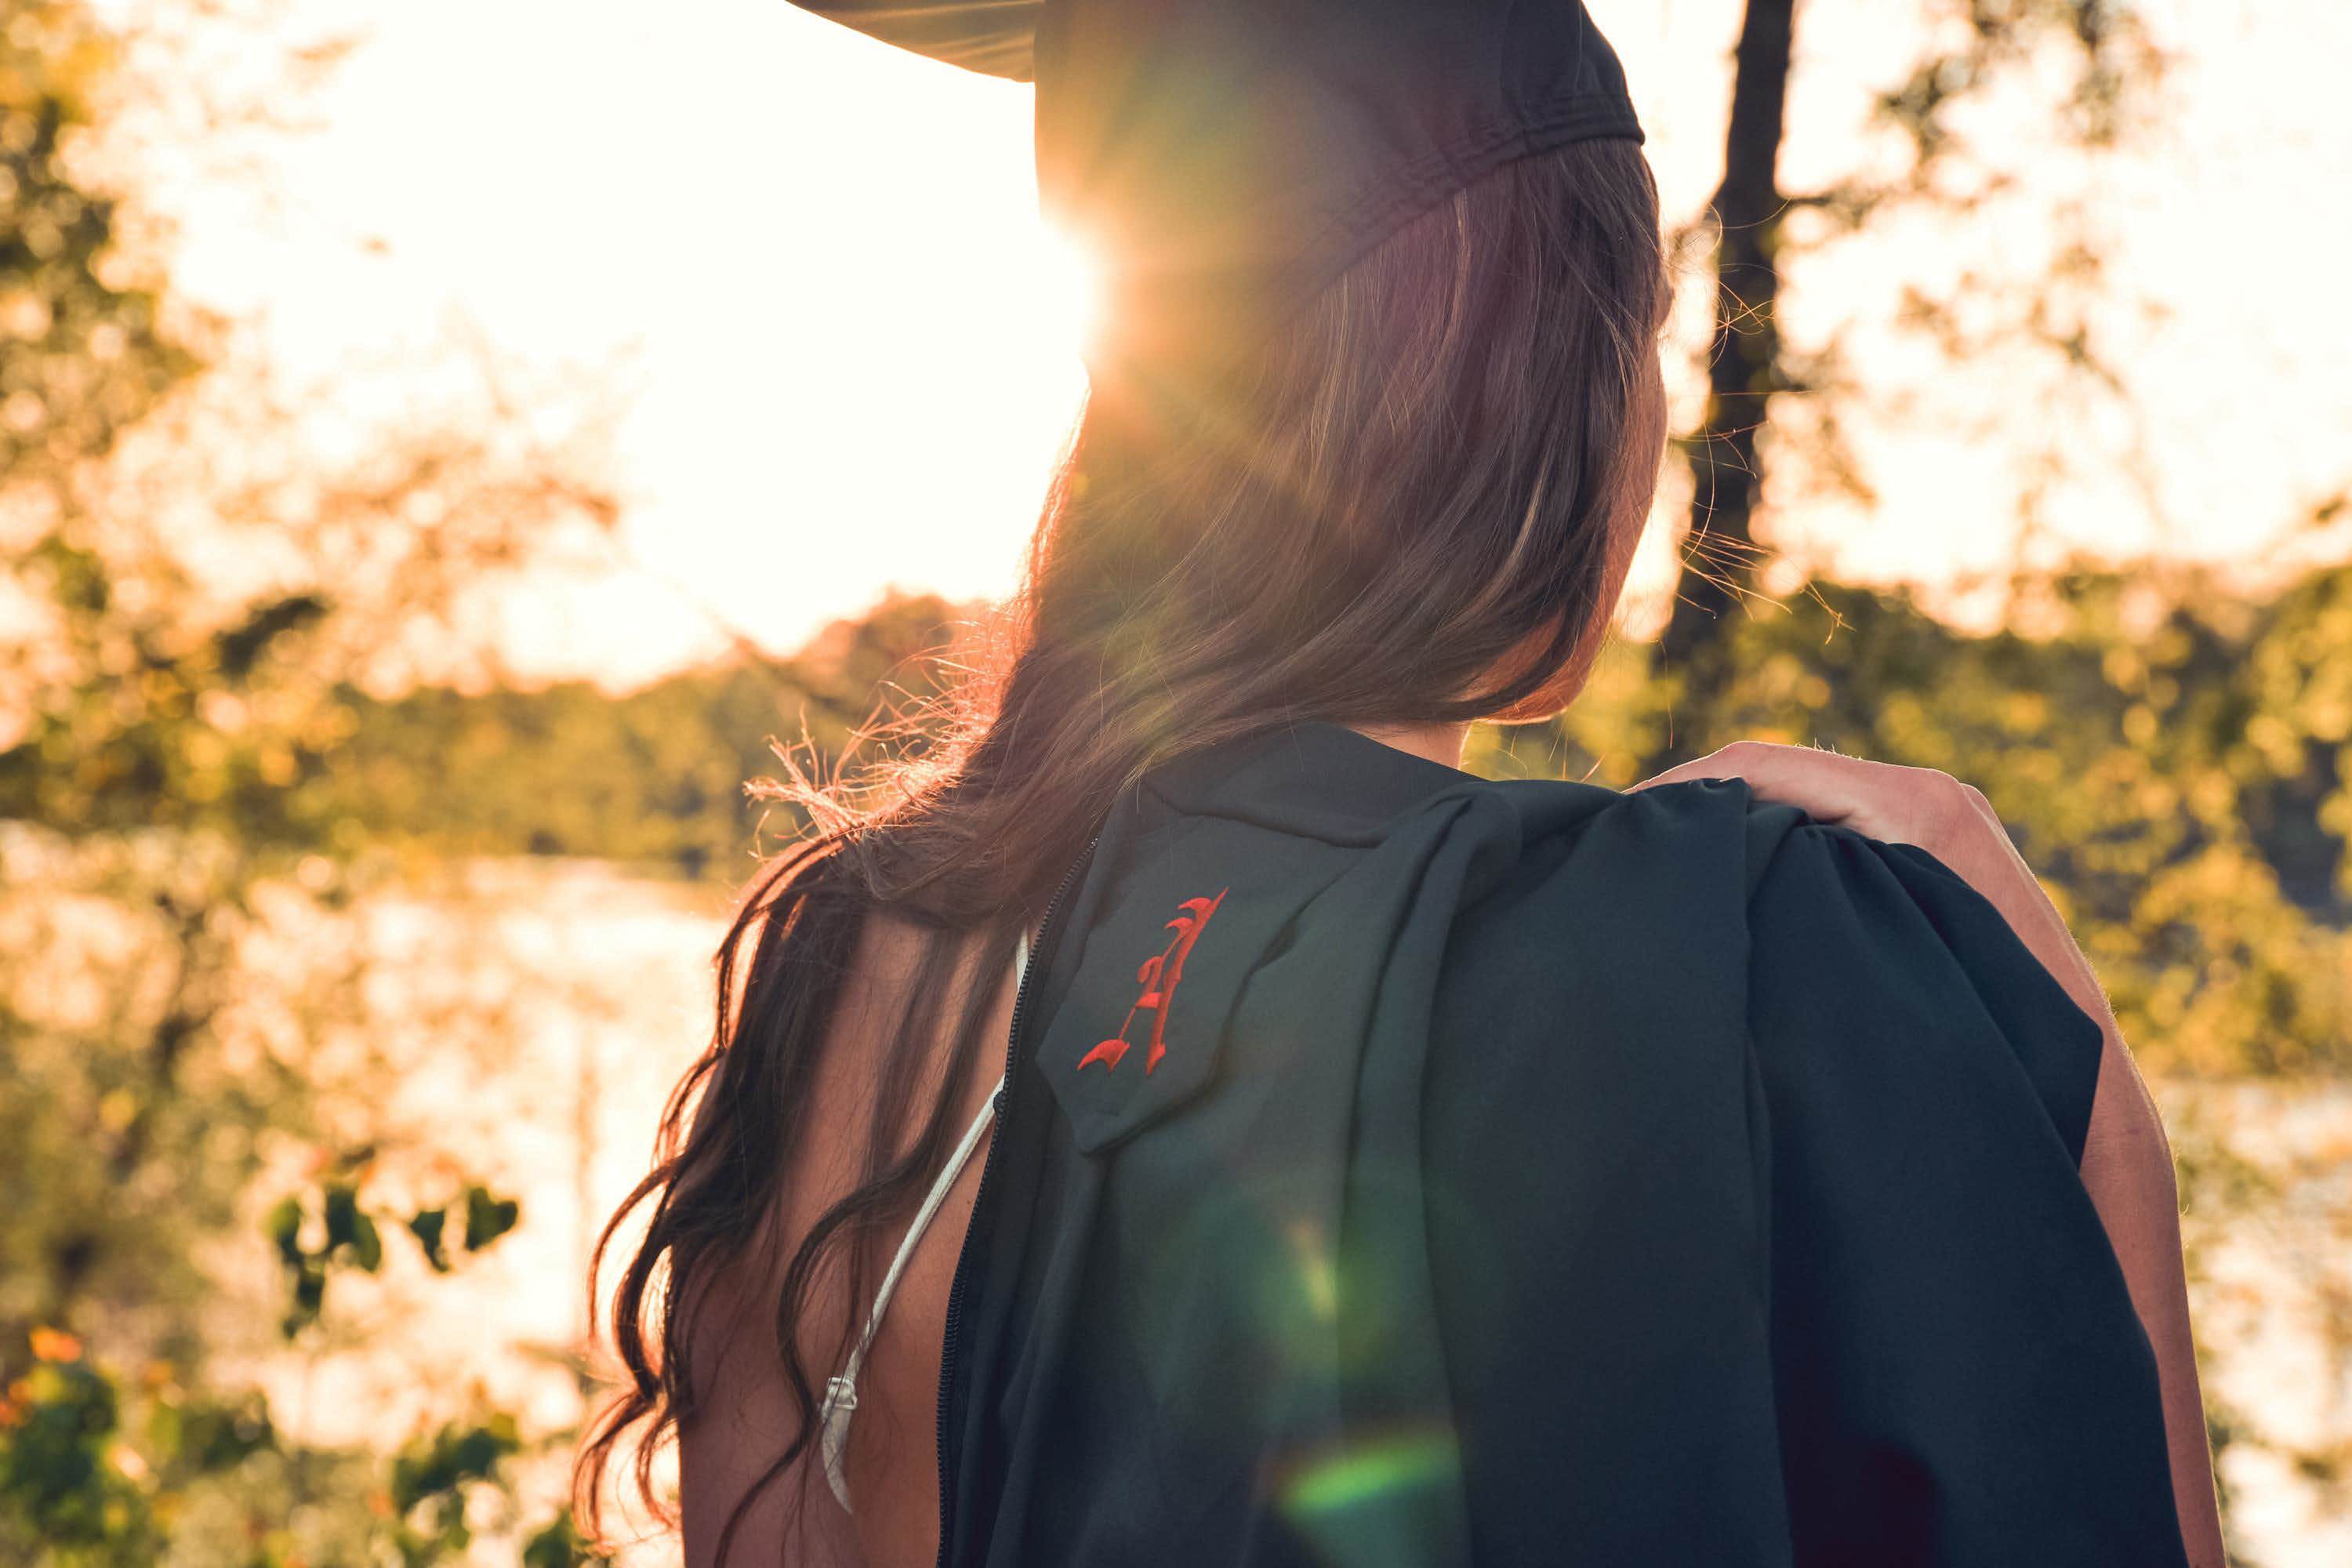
top-left (578, 136), bottom-right (1667, 1558)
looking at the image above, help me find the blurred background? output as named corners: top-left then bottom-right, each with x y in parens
top-left (2, 0), bottom-right (2347, 1562)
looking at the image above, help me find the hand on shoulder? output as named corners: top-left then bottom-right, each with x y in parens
top-left (1628, 739), bottom-right (1998, 862)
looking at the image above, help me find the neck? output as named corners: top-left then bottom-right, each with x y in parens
top-left (1343, 720), bottom-right (1473, 773)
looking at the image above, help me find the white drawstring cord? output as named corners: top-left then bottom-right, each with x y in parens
top-left (818, 929), bottom-right (1028, 1514)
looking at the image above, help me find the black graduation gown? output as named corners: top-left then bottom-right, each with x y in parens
top-left (937, 720), bottom-right (2186, 1567)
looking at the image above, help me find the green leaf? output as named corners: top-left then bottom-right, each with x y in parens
top-left (349, 1208), bottom-right (383, 1272)
top-left (321, 1182), bottom-right (361, 1250)
top-left (408, 1206), bottom-right (451, 1271)
top-left (292, 1261), bottom-right (325, 1324)
top-left (462, 1185), bottom-right (520, 1252)
top-left (263, 1194), bottom-right (304, 1266)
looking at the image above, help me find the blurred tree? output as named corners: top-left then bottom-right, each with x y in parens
top-left (0, 0), bottom-right (196, 482)
top-left (0, 1), bottom-right (613, 1559)
top-left (299, 589), bottom-right (970, 877)
top-left (1656, 0), bottom-right (2165, 760)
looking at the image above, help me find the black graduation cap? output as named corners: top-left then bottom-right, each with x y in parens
top-left (791, 2), bottom-right (1644, 394)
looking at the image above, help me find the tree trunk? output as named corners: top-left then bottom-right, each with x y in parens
top-left (1653, 0), bottom-right (1799, 763)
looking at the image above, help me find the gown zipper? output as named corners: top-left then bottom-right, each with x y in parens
top-left (933, 831), bottom-right (1104, 1568)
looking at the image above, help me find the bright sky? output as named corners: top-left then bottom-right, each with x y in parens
top-left (143, 0), bottom-right (2352, 685)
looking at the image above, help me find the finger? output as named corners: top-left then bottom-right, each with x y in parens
top-left (1626, 750), bottom-right (1736, 793)
top-left (1628, 742), bottom-right (1794, 794)
top-left (1630, 744), bottom-right (1882, 835)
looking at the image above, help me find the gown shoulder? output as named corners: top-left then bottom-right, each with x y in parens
top-left (1423, 775), bottom-right (2187, 1566)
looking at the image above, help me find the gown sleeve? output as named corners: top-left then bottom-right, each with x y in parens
top-left (1744, 819), bottom-right (2190, 1566)
top-left (782, 2), bottom-right (1042, 81)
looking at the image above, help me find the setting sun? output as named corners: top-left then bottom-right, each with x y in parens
top-left (1025, 223), bottom-right (1105, 364)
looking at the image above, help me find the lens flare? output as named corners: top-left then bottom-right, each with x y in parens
top-left (1027, 223), bottom-right (1104, 361)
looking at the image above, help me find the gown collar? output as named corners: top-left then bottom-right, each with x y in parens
top-left (1138, 720), bottom-right (1482, 845)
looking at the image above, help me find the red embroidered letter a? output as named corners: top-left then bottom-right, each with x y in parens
top-left (1075, 888), bottom-right (1228, 1076)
